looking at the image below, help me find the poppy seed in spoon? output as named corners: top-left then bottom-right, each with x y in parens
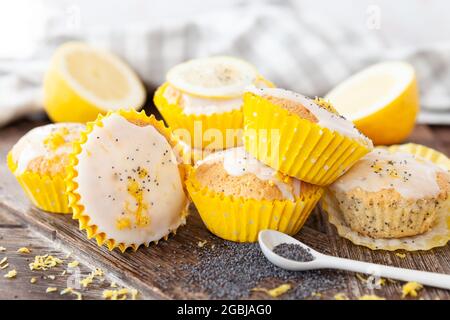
top-left (273, 243), bottom-right (315, 262)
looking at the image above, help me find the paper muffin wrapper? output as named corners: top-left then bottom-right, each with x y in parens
top-left (186, 170), bottom-right (324, 242)
top-left (7, 152), bottom-right (71, 214)
top-left (243, 92), bottom-right (372, 186)
top-left (65, 109), bottom-right (190, 253)
top-left (154, 82), bottom-right (243, 150)
top-left (321, 143), bottom-right (450, 251)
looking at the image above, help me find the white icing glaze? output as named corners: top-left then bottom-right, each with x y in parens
top-left (179, 94), bottom-right (242, 115)
top-left (164, 78), bottom-right (269, 116)
top-left (247, 86), bottom-right (373, 147)
top-left (330, 148), bottom-right (448, 199)
top-left (197, 147), bottom-right (302, 201)
top-left (11, 123), bottom-right (85, 175)
top-left (74, 114), bottom-right (187, 246)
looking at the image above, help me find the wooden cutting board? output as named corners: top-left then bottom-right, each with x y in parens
top-left (0, 114), bottom-right (449, 300)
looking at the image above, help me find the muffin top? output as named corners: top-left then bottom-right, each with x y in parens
top-left (331, 148), bottom-right (450, 200)
top-left (194, 147), bottom-right (314, 201)
top-left (73, 112), bottom-right (187, 246)
top-left (246, 87), bottom-right (373, 147)
top-left (10, 123), bottom-right (85, 176)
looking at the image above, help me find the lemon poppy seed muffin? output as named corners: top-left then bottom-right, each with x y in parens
top-left (187, 147), bottom-right (324, 242)
top-left (10, 123), bottom-right (85, 176)
top-left (7, 123), bottom-right (85, 213)
top-left (194, 147), bottom-right (313, 201)
top-left (68, 110), bottom-right (189, 251)
top-left (243, 87), bottom-right (373, 185)
top-left (329, 148), bottom-right (450, 239)
top-left (154, 56), bottom-right (273, 149)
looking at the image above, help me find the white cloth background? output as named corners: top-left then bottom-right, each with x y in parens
top-left (1, 0), bottom-right (450, 126)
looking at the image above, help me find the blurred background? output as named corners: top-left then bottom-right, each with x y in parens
top-left (1, 0), bottom-right (450, 126)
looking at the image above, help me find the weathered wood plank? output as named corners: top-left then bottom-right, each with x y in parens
top-left (0, 119), bottom-right (449, 300)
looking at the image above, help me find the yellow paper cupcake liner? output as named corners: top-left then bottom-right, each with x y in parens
top-left (154, 82), bottom-right (243, 150)
top-left (66, 109), bottom-right (189, 253)
top-left (321, 143), bottom-right (450, 251)
top-left (186, 169), bottom-right (324, 242)
top-left (7, 152), bottom-right (71, 214)
top-left (243, 92), bottom-right (372, 186)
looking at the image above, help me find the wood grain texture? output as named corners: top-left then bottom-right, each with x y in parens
top-left (0, 118), bottom-right (449, 300)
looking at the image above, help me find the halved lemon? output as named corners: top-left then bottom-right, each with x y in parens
top-left (43, 42), bottom-right (146, 123)
top-left (326, 61), bottom-right (419, 145)
top-left (166, 56), bottom-right (266, 99)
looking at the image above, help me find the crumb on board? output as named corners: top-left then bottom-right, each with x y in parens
top-left (251, 284), bottom-right (292, 298)
top-left (0, 263), bottom-right (9, 270)
top-left (30, 277), bottom-right (37, 284)
top-left (29, 254), bottom-right (64, 271)
top-left (17, 247), bottom-right (31, 254)
top-left (111, 282), bottom-right (118, 288)
top-left (0, 257), bottom-right (7, 265)
top-left (402, 282), bottom-right (423, 298)
top-left (46, 287), bottom-right (57, 293)
top-left (47, 275), bottom-right (56, 280)
top-left (4, 269), bottom-right (17, 279)
top-left (311, 292), bottom-right (322, 298)
top-left (0, 246), bottom-right (6, 252)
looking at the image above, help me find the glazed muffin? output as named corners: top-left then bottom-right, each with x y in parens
top-left (154, 56), bottom-right (272, 150)
top-left (7, 123), bottom-right (85, 213)
top-left (66, 109), bottom-right (189, 252)
top-left (243, 87), bottom-right (373, 186)
top-left (329, 148), bottom-right (450, 239)
top-left (186, 147), bottom-right (323, 242)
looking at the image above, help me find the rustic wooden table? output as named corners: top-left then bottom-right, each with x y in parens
top-left (0, 109), bottom-right (449, 300)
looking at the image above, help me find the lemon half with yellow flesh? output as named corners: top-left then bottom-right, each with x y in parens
top-left (44, 42), bottom-right (146, 123)
top-left (326, 61), bottom-right (419, 145)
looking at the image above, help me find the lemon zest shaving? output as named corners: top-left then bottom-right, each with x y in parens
top-left (30, 277), bottom-right (37, 284)
top-left (334, 293), bottom-right (349, 300)
top-left (103, 288), bottom-right (130, 300)
top-left (80, 268), bottom-right (104, 288)
top-left (0, 263), bottom-right (9, 270)
top-left (68, 260), bottom-right (79, 268)
top-left (46, 287), bottom-right (57, 293)
top-left (402, 282), bottom-right (423, 298)
top-left (359, 294), bottom-right (386, 300)
top-left (0, 257), bottom-right (7, 265)
top-left (4, 269), bottom-right (17, 278)
top-left (61, 287), bottom-right (82, 300)
top-left (395, 252), bottom-right (406, 259)
top-left (197, 240), bottom-right (207, 248)
top-left (29, 254), bottom-right (63, 271)
top-left (251, 284), bottom-right (291, 297)
top-left (17, 247), bottom-right (31, 254)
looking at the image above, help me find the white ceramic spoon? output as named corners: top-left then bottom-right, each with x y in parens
top-left (258, 230), bottom-right (450, 290)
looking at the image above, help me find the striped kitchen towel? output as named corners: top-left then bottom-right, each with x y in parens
top-left (1, 0), bottom-right (450, 126)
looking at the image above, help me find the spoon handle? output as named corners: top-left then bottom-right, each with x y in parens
top-left (320, 255), bottom-right (450, 290)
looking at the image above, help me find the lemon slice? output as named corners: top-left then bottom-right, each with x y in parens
top-left (326, 61), bottom-right (419, 145)
top-left (44, 42), bottom-right (146, 123)
top-left (166, 56), bottom-right (261, 98)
